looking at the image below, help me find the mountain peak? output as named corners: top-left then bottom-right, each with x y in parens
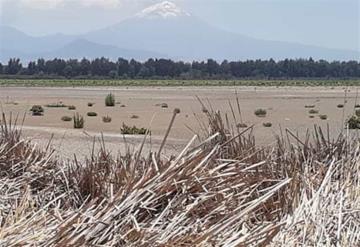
top-left (136, 1), bottom-right (190, 19)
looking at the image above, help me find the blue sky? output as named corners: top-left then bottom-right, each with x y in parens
top-left (0, 0), bottom-right (359, 51)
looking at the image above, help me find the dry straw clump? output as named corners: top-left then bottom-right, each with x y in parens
top-left (0, 104), bottom-right (359, 246)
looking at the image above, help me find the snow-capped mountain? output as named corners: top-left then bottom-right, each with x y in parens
top-left (1, 1), bottom-right (359, 62)
top-left (83, 1), bottom-right (358, 61)
top-left (135, 1), bottom-right (190, 19)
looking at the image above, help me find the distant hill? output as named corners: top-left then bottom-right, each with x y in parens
top-left (39, 39), bottom-right (165, 61)
top-left (0, 27), bottom-right (165, 62)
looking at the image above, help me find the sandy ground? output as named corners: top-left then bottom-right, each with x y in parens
top-left (0, 86), bottom-right (358, 160)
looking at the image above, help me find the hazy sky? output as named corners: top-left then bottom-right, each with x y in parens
top-left (0, 0), bottom-right (359, 51)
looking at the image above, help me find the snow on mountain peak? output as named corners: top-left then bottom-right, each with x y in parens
top-left (136, 1), bottom-right (191, 19)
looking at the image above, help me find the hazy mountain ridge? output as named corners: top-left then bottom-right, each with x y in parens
top-left (0, 1), bottom-right (359, 62)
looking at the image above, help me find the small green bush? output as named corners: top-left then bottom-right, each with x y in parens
top-left (120, 123), bottom-right (148, 135)
top-left (73, 113), bottom-right (84, 129)
top-left (68, 105), bottom-right (76, 110)
top-left (105, 93), bottom-right (115, 107)
top-left (102, 116), bottom-right (112, 123)
top-left (87, 112), bottom-right (98, 117)
top-left (88, 102), bottom-right (94, 107)
top-left (309, 109), bottom-right (319, 114)
top-left (355, 104), bottom-right (360, 108)
top-left (131, 115), bottom-right (139, 119)
top-left (337, 104), bottom-right (344, 108)
top-left (254, 108), bottom-right (267, 117)
top-left (30, 105), bottom-right (44, 116)
top-left (309, 115), bottom-right (315, 118)
top-left (319, 114), bottom-right (328, 120)
top-left (263, 122), bottom-right (272, 127)
top-left (61, 116), bottom-right (72, 122)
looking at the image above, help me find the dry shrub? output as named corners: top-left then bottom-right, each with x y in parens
top-left (0, 103), bottom-right (359, 246)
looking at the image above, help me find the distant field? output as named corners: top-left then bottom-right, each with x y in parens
top-left (0, 79), bottom-right (360, 87)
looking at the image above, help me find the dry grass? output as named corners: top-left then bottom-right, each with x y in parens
top-left (0, 102), bottom-right (359, 246)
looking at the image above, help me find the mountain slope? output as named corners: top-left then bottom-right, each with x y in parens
top-left (0, 27), bottom-right (164, 62)
top-left (1, 1), bottom-right (359, 62)
top-left (0, 25), bottom-right (75, 54)
top-left (41, 39), bottom-right (165, 60)
top-left (84, 1), bottom-right (359, 61)
top-left (0, 38), bottom-right (165, 62)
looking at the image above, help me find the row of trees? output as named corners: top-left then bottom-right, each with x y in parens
top-left (0, 57), bottom-right (359, 79)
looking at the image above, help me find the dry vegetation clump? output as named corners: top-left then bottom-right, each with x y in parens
top-left (356, 109), bottom-right (360, 117)
top-left (263, 122), bottom-right (272, 127)
top-left (347, 115), bottom-right (360, 129)
top-left (0, 104), bottom-right (359, 246)
top-left (102, 115), bottom-right (112, 123)
top-left (68, 105), bottom-right (76, 110)
top-left (304, 105), bottom-right (315, 108)
top-left (46, 102), bottom-right (67, 108)
top-left (309, 109), bottom-right (319, 114)
top-left (73, 113), bottom-right (84, 129)
top-left (254, 108), bottom-right (267, 117)
top-left (155, 103), bottom-right (168, 108)
top-left (61, 116), bottom-right (72, 122)
top-left (87, 112), bottom-right (98, 117)
top-left (319, 114), bottom-right (328, 120)
top-left (30, 105), bottom-right (44, 116)
top-left (236, 122), bottom-right (248, 128)
top-left (120, 123), bottom-right (147, 135)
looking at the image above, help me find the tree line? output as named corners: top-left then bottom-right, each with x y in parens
top-left (0, 57), bottom-right (359, 79)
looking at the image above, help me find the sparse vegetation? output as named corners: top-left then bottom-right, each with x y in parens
top-left (347, 115), bottom-right (360, 129)
top-left (355, 109), bottom-right (360, 117)
top-left (337, 104), bottom-right (344, 108)
top-left (319, 114), bottom-right (328, 120)
top-left (305, 105), bottom-right (315, 108)
top-left (88, 102), bottom-right (94, 107)
top-left (87, 112), bottom-right (98, 117)
top-left (202, 107), bottom-right (209, 113)
top-left (73, 113), bottom-right (84, 129)
top-left (68, 105), bottom-right (76, 110)
top-left (254, 108), bottom-right (267, 117)
top-left (105, 93), bottom-right (115, 107)
top-left (45, 102), bottom-right (66, 108)
top-left (30, 105), bottom-right (44, 116)
top-left (61, 116), bottom-right (72, 122)
top-left (130, 115), bottom-right (139, 119)
top-left (160, 103), bottom-right (169, 108)
top-left (309, 109), bottom-right (319, 114)
top-left (237, 123), bottom-right (248, 128)
top-left (102, 116), bottom-right (112, 123)
top-left (263, 122), bottom-right (272, 127)
top-left (120, 123), bottom-right (148, 135)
